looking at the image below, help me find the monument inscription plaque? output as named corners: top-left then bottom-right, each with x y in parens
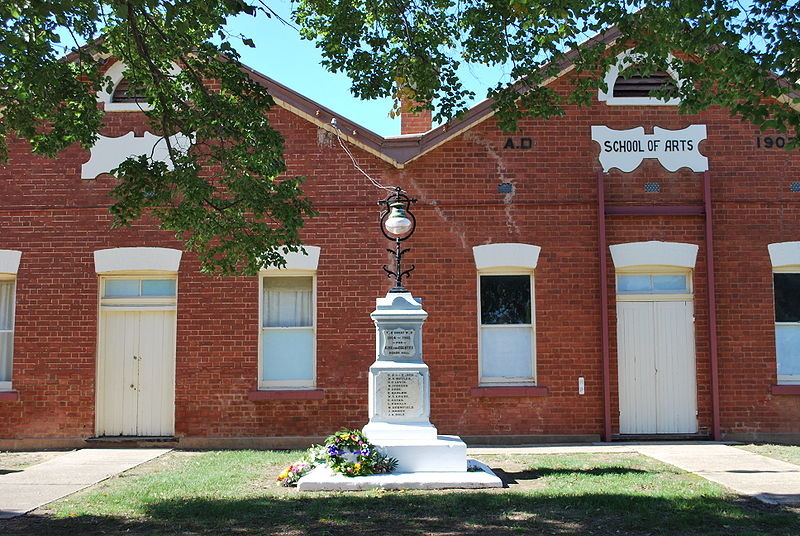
top-left (376, 371), bottom-right (424, 418)
top-left (382, 328), bottom-right (416, 358)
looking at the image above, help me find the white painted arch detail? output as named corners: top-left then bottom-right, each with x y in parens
top-left (472, 243), bottom-right (541, 270)
top-left (94, 247), bottom-right (182, 273)
top-left (97, 60), bottom-right (181, 112)
top-left (610, 241), bottom-right (698, 269)
top-left (768, 242), bottom-right (800, 268)
top-left (598, 50), bottom-right (682, 106)
top-left (0, 250), bottom-right (22, 275)
top-left (260, 246), bottom-right (321, 272)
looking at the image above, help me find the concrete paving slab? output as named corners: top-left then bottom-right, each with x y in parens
top-left (634, 444), bottom-right (800, 505)
top-left (0, 448), bottom-right (170, 519)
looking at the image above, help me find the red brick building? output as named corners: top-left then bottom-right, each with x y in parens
top-left (1, 48), bottom-right (799, 449)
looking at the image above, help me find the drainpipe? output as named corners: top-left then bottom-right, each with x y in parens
top-left (597, 171), bottom-right (612, 442)
top-left (703, 170), bottom-right (721, 441)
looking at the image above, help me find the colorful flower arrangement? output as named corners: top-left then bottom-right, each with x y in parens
top-left (323, 429), bottom-right (398, 477)
top-left (276, 429), bottom-right (398, 486)
top-left (276, 461), bottom-right (314, 487)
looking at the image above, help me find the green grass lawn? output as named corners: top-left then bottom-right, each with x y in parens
top-left (736, 444), bottom-right (800, 466)
top-left (3, 450), bottom-right (798, 536)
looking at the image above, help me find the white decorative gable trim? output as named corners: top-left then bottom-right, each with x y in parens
top-left (260, 246), bottom-right (321, 272)
top-left (610, 241), bottom-right (698, 269)
top-left (473, 243), bottom-right (541, 270)
top-left (97, 61), bottom-right (151, 112)
top-left (591, 125), bottom-right (708, 173)
top-left (768, 242), bottom-right (800, 267)
top-left (0, 250), bottom-right (22, 275)
top-left (97, 61), bottom-right (181, 112)
top-left (81, 131), bottom-right (193, 180)
top-left (94, 247), bottom-right (182, 273)
top-left (598, 50), bottom-right (681, 106)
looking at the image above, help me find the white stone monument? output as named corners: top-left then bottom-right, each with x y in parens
top-left (362, 291), bottom-right (467, 472)
top-left (297, 188), bottom-right (501, 490)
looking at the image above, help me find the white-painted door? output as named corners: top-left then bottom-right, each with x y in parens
top-left (617, 300), bottom-right (697, 434)
top-left (97, 310), bottom-right (176, 436)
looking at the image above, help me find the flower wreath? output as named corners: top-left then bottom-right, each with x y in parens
top-left (324, 429), bottom-right (397, 477)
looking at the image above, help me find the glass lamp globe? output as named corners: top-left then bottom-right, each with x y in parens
top-left (384, 203), bottom-right (413, 236)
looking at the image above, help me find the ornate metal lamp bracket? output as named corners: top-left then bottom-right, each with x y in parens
top-left (379, 186), bottom-right (417, 292)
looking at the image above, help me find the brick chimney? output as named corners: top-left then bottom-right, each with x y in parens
top-left (400, 105), bottom-right (432, 135)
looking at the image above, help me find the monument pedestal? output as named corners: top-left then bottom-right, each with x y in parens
top-left (298, 290), bottom-right (501, 490)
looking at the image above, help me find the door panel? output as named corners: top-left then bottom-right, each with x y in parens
top-left (618, 302), bottom-right (657, 434)
top-left (654, 301), bottom-right (697, 433)
top-left (97, 310), bottom-right (175, 436)
top-left (136, 311), bottom-right (175, 436)
top-left (617, 300), bottom-right (697, 434)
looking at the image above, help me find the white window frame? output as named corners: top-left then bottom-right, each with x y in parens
top-left (99, 274), bottom-right (178, 312)
top-left (772, 265), bottom-right (800, 385)
top-left (598, 50), bottom-right (682, 106)
top-left (767, 243), bottom-right (800, 385)
top-left (477, 269), bottom-right (536, 386)
top-left (258, 270), bottom-right (317, 389)
top-left (0, 275), bottom-right (16, 391)
top-left (0, 250), bottom-right (21, 391)
top-left (615, 267), bottom-right (694, 302)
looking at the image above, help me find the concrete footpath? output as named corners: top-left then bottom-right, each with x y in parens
top-left (0, 448), bottom-right (170, 519)
top-left (470, 443), bottom-right (800, 505)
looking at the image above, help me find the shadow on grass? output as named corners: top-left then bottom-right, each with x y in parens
top-left (495, 466), bottom-right (649, 484)
top-left (3, 491), bottom-right (798, 536)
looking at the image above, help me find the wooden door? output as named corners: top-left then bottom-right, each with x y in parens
top-left (97, 310), bottom-right (175, 436)
top-left (617, 300), bottom-right (697, 434)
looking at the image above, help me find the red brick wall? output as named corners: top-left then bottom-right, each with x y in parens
top-left (1, 70), bottom-right (799, 442)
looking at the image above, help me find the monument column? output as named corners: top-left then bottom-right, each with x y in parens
top-left (363, 290), bottom-right (467, 472)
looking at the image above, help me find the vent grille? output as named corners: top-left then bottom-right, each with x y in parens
top-left (644, 182), bottom-right (661, 193)
top-left (111, 78), bottom-right (147, 104)
top-left (613, 70), bottom-right (676, 98)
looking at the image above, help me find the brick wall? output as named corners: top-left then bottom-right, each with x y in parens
top-left (1, 68), bottom-right (799, 443)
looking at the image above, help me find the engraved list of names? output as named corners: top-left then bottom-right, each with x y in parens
top-left (377, 371), bottom-right (424, 418)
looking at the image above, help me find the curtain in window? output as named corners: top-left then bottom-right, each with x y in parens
top-left (261, 277), bottom-right (314, 384)
top-left (262, 277), bottom-right (312, 327)
top-left (0, 280), bottom-right (15, 382)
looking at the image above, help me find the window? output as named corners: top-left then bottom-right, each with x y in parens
top-left (472, 243), bottom-right (540, 386)
top-left (479, 274), bottom-right (535, 384)
top-left (617, 273), bottom-right (690, 296)
top-left (774, 273), bottom-right (800, 384)
top-left (767, 242), bottom-right (800, 385)
top-left (104, 278), bottom-right (177, 297)
top-left (260, 276), bottom-right (315, 388)
top-left (0, 278), bottom-right (15, 390)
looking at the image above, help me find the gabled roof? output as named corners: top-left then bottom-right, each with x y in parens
top-left (81, 24), bottom-right (799, 169)
top-left (241, 27), bottom-right (624, 169)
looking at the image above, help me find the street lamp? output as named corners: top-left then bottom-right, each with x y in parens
top-left (379, 187), bottom-right (417, 292)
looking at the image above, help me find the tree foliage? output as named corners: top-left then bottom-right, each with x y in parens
top-left (1, 1), bottom-right (315, 275)
top-left (1, 1), bottom-right (798, 275)
top-left (295, 0), bottom-right (799, 136)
